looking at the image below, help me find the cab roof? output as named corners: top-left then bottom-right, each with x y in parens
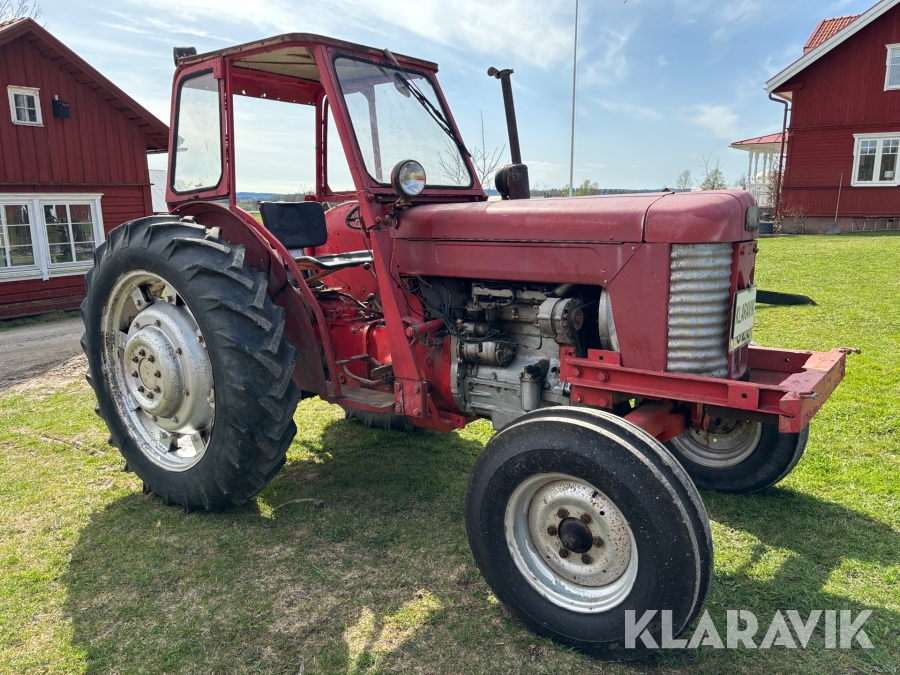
top-left (175, 32), bottom-right (439, 82)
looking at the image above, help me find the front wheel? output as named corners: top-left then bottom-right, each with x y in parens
top-left (465, 408), bottom-right (712, 661)
top-left (666, 419), bottom-right (809, 494)
top-left (81, 216), bottom-right (301, 512)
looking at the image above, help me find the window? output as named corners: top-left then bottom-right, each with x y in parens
top-left (171, 71), bottom-right (223, 193)
top-left (852, 134), bottom-right (900, 186)
top-left (886, 45), bottom-right (900, 90)
top-left (0, 194), bottom-right (104, 282)
top-left (0, 205), bottom-right (36, 270)
top-left (7, 86), bottom-right (42, 126)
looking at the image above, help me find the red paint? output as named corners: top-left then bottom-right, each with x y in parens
top-left (157, 34), bottom-right (846, 436)
top-left (775, 4), bottom-right (900, 217)
top-left (0, 20), bottom-right (167, 319)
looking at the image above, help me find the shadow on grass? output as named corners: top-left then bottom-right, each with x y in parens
top-left (60, 416), bottom-right (900, 673)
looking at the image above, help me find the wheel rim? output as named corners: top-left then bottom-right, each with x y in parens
top-left (669, 419), bottom-right (762, 468)
top-left (101, 270), bottom-right (215, 472)
top-left (504, 472), bottom-right (638, 614)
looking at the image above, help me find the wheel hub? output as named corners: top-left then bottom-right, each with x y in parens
top-left (527, 479), bottom-right (632, 587)
top-left (124, 301), bottom-right (213, 435)
top-left (102, 270), bottom-right (215, 472)
top-left (558, 517), bottom-right (593, 554)
top-left (670, 418), bottom-right (763, 468)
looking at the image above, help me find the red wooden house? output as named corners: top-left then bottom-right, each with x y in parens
top-left (0, 18), bottom-right (167, 319)
top-left (765, 0), bottom-right (900, 232)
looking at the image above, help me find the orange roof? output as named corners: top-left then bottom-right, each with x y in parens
top-left (804, 15), bottom-right (860, 53)
top-left (731, 133), bottom-right (784, 147)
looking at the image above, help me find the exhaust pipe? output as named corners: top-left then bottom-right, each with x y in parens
top-left (488, 67), bottom-right (530, 200)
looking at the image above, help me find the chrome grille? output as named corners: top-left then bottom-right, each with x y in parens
top-left (666, 243), bottom-right (733, 378)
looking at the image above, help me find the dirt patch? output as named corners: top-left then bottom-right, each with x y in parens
top-left (6, 354), bottom-right (88, 399)
top-left (0, 317), bottom-right (85, 391)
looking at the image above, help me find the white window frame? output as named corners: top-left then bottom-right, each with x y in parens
top-left (0, 194), bottom-right (104, 282)
top-left (851, 133), bottom-right (900, 187)
top-left (7, 85), bottom-right (43, 126)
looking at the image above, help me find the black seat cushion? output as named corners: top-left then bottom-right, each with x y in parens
top-left (259, 201), bottom-right (327, 249)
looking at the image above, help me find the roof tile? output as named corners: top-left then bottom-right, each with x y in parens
top-left (804, 15), bottom-right (860, 53)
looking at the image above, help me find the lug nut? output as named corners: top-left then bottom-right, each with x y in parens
top-left (147, 392), bottom-right (154, 399)
top-left (175, 348), bottom-right (182, 355)
top-left (137, 385), bottom-right (145, 393)
top-left (581, 554), bottom-right (593, 565)
top-left (148, 355), bottom-right (155, 363)
top-left (183, 390), bottom-right (189, 396)
top-left (593, 536), bottom-right (605, 548)
top-left (559, 548), bottom-right (570, 559)
top-left (580, 513), bottom-right (592, 525)
top-left (131, 356), bottom-right (139, 363)
top-left (154, 320), bottom-right (161, 327)
top-left (139, 349), bottom-right (146, 357)
top-left (151, 415), bottom-right (157, 422)
top-left (154, 371), bottom-right (161, 378)
top-left (557, 508), bottom-right (569, 519)
top-left (173, 417), bottom-right (179, 423)
top-left (153, 386), bottom-right (161, 393)
top-left (131, 371), bottom-right (138, 378)
top-left (547, 525), bottom-right (557, 536)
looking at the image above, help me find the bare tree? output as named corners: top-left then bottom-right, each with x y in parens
top-left (472, 112), bottom-right (505, 187)
top-left (733, 174), bottom-right (749, 190)
top-left (674, 170), bottom-right (693, 191)
top-left (437, 112), bottom-right (505, 188)
top-left (699, 155), bottom-right (727, 191)
top-left (0, 0), bottom-right (41, 21)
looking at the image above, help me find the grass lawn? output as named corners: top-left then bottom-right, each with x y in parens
top-left (0, 233), bottom-right (898, 674)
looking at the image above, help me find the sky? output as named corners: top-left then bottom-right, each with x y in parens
top-left (27, 0), bottom-right (880, 192)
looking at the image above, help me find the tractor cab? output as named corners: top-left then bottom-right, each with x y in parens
top-left (166, 34), bottom-right (485, 210)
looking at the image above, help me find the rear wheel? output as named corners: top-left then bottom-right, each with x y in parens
top-left (465, 408), bottom-right (712, 661)
top-left (666, 419), bottom-right (809, 493)
top-left (81, 216), bottom-right (301, 512)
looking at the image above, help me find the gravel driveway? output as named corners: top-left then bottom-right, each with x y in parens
top-left (0, 317), bottom-right (85, 391)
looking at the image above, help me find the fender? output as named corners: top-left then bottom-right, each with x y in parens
top-left (171, 201), bottom-right (329, 398)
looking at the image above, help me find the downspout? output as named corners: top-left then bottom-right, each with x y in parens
top-left (768, 92), bottom-right (790, 219)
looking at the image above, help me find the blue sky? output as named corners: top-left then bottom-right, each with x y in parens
top-left (33, 0), bottom-right (876, 191)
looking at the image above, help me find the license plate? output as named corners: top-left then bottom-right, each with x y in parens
top-left (729, 286), bottom-right (757, 352)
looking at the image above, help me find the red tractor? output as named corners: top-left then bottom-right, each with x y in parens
top-left (80, 33), bottom-right (852, 661)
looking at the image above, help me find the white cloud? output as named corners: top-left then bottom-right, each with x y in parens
top-left (130, 0), bottom-right (577, 67)
top-left (579, 28), bottom-right (632, 85)
top-left (690, 104), bottom-right (740, 140)
top-left (595, 98), bottom-right (663, 120)
top-left (657, 55), bottom-right (670, 67)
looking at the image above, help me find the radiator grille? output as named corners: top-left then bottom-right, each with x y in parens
top-left (666, 243), bottom-right (733, 378)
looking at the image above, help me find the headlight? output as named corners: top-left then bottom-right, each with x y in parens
top-left (391, 160), bottom-right (426, 198)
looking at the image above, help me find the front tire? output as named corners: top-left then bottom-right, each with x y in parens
top-left (465, 408), bottom-right (712, 661)
top-left (666, 419), bottom-right (809, 493)
top-left (81, 216), bottom-right (301, 512)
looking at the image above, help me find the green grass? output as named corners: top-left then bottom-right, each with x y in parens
top-left (1, 233), bottom-right (898, 674)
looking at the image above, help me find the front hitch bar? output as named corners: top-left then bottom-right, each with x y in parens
top-left (561, 345), bottom-right (856, 434)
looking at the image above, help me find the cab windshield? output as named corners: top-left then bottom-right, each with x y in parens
top-left (334, 57), bottom-right (472, 188)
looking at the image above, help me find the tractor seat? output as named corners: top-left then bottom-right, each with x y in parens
top-left (259, 201), bottom-right (373, 272)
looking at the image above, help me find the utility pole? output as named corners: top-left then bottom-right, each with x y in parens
top-left (568, 0), bottom-right (579, 197)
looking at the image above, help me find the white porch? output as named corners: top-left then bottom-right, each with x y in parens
top-left (730, 133), bottom-right (785, 209)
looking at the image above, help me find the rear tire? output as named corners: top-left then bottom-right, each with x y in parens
top-left (666, 420), bottom-right (809, 494)
top-left (465, 407), bottom-right (712, 661)
top-left (81, 216), bottom-right (301, 512)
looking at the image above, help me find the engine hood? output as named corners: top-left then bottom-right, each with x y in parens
top-left (395, 189), bottom-right (756, 244)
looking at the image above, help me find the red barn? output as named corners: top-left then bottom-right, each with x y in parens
top-left (0, 18), bottom-right (167, 319)
top-left (766, 0), bottom-right (900, 232)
